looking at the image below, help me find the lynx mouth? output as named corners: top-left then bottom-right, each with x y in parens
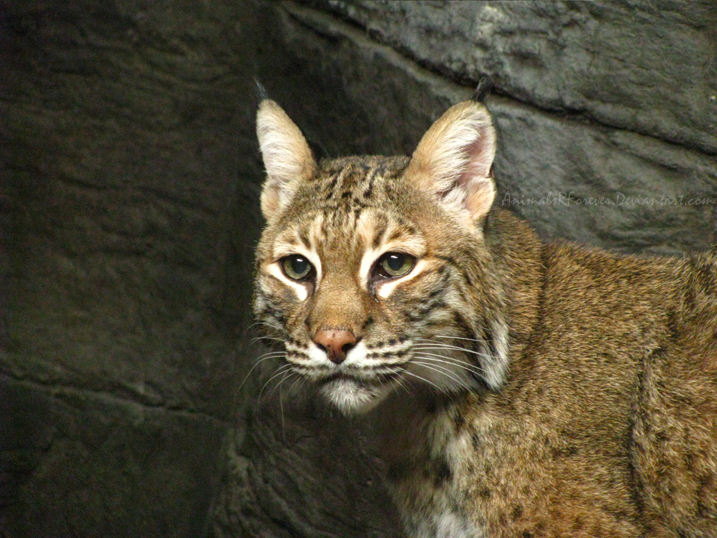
top-left (318, 368), bottom-right (400, 387)
top-left (321, 372), bottom-right (362, 384)
top-left (318, 371), bottom-right (398, 414)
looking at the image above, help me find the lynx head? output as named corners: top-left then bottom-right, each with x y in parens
top-left (253, 98), bottom-right (508, 414)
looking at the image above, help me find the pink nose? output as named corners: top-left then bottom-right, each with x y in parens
top-left (313, 329), bottom-right (357, 364)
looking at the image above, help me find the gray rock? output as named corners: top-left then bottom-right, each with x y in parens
top-left (212, 389), bottom-right (402, 538)
top-left (1, 1), bottom-right (261, 536)
top-left (0, 376), bottom-right (226, 537)
top-left (491, 98), bottom-right (717, 255)
top-left (306, 0), bottom-right (717, 155)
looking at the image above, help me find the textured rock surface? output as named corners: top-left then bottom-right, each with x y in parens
top-left (212, 394), bottom-right (402, 538)
top-left (1, 1), bottom-right (715, 537)
top-left (1, 378), bottom-right (227, 537)
top-left (1, 1), bottom-right (260, 535)
top-left (308, 0), bottom-right (717, 154)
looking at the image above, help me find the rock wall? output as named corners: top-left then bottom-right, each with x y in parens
top-left (1, 1), bottom-right (715, 537)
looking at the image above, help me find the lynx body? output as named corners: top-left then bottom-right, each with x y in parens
top-left (252, 97), bottom-right (717, 537)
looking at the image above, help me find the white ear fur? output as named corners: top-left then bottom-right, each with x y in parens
top-left (256, 100), bottom-right (316, 220)
top-left (405, 101), bottom-right (497, 222)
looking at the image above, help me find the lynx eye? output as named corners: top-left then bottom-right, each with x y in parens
top-left (375, 252), bottom-right (416, 279)
top-left (281, 255), bottom-right (314, 281)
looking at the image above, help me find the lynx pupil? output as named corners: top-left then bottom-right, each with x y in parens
top-left (282, 255), bottom-right (312, 280)
top-left (387, 254), bottom-right (404, 271)
top-left (377, 252), bottom-right (415, 278)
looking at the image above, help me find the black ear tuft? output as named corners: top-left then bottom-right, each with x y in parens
top-left (471, 76), bottom-right (494, 103)
top-left (255, 79), bottom-right (270, 102)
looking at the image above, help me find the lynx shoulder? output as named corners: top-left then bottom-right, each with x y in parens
top-left (252, 97), bottom-right (717, 538)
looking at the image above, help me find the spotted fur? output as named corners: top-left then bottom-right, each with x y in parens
top-left (253, 98), bottom-right (717, 538)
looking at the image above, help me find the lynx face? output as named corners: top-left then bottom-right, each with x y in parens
top-left (253, 99), bottom-right (508, 414)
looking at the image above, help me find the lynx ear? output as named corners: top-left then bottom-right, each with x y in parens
top-left (405, 101), bottom-right (496, 222)
top-left (256, 100), bottom-right (317, 220)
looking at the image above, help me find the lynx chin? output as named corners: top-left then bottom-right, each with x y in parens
top-left (252, 95), bottom-right (717, 538)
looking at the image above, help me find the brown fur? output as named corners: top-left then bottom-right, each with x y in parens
top-left (253, 98), bottom-right (717, 537)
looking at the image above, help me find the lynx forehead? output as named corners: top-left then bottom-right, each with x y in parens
top-left (252, 96), bottom-right (717, 538)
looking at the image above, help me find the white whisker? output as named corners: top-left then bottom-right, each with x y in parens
top-left (414, 341), bottom-right (488, 357)
top-left (412, 352), bottom-right (484, 378)
top-left (288, 372), bottom-right (306, 394)
top-left (425, 335), bottom-right (488, 343)
top-left (259, 364), bottom-right (293, 400)
top-left (250, 335), bottom-right (286, 345)
top-left (396, 376), bottom-right (413, 396)
top-left (254, 351), bottom-right (288, 360)
top-left (243, 320), bottom-right (286, 337)
top-left (270, 367), bottom-right (296, 399)
top-left (411, 360), bottom-right (470, 390)
top-left (401, 369), bottom-right (448, 394)
top-left (237, 352), bottom-right (286, 393)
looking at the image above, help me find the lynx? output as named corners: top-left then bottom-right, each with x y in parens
top-left (252, 94), bottom-right (717, 537)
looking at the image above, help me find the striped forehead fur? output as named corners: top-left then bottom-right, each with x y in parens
top-left (313, 156), bottom-right (410, 203)
top-left (356, 210), bottom-right (426, 252)
top-left (269, 156), bottom-right (415, 238)
top-left (275, 207), bottom-right (427, 264)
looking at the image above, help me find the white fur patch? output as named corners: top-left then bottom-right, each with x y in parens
top-left (359, 246), bottom-right (379, 289)
top-left (377, 259), bottom-right (428, 299)
top-left (343, 340), bottom-right (368, 366)
top-left (304, 342), bottom-right (332, 367)
top-left (320, 378), bottom-right (380, 414)
top-left (434, 512), bottom-right (475, 538)
top-left (266, 263), bottom-right (308, 301)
